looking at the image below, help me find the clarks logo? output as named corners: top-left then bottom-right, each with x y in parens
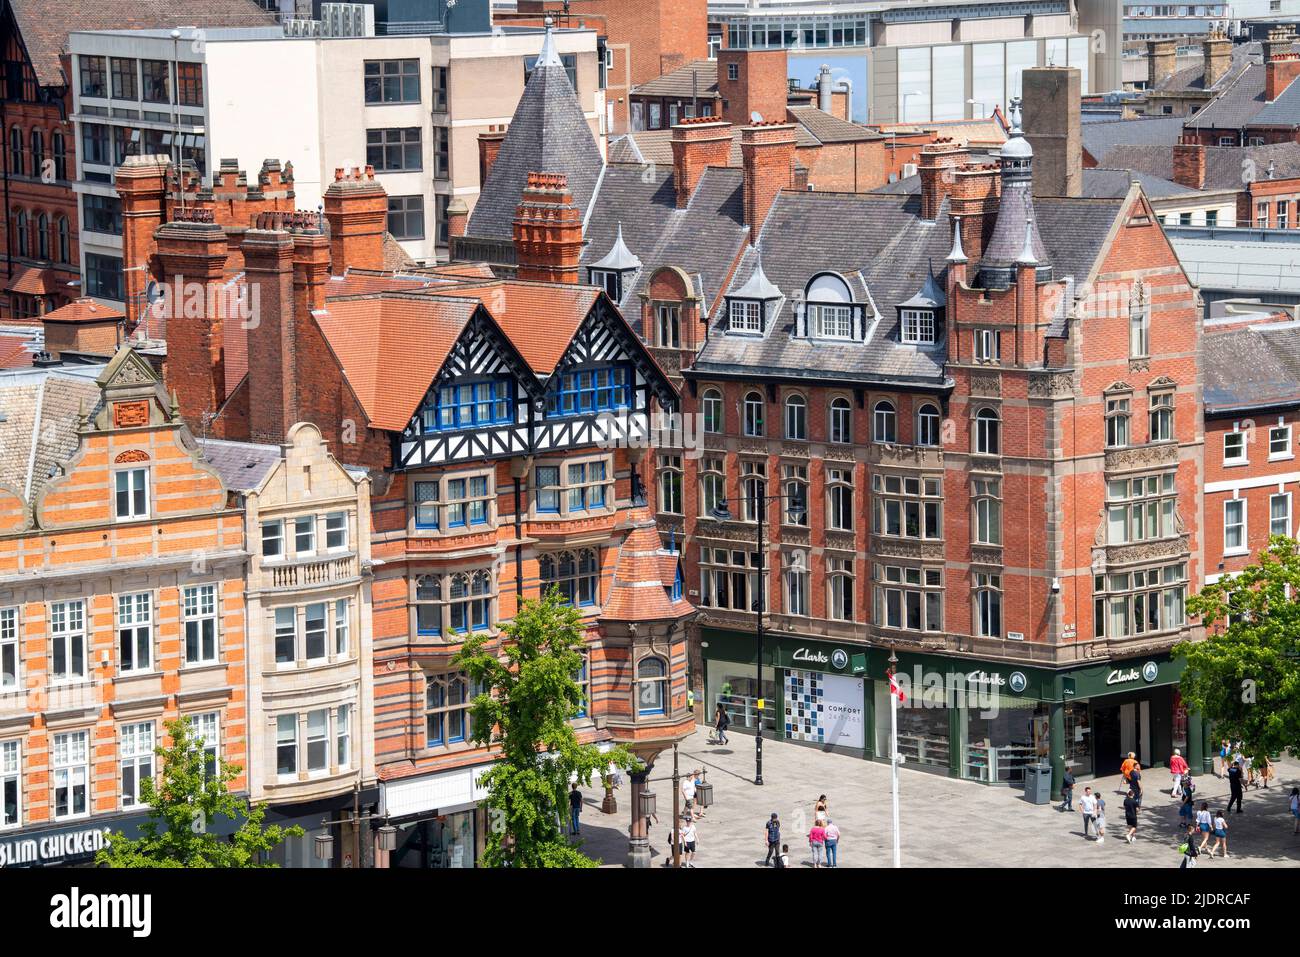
top-left (1107, 667), bottom-right (1140, 686)
top-left (792, 648), bottom-right (829, 665)
top-left (49, 887), bottom-right (152, 938)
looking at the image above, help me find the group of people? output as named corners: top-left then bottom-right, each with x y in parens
top-left (763, 795), bottom-right (842, 869)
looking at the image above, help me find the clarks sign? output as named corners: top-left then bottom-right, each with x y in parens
top-left (1106, 661), bottom-right (1161, 687)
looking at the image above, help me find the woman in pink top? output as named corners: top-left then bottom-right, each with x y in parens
top-left (1169, 749), bottom-right (1189, 798)
top-left (808, 823), bottom-right (827, 868)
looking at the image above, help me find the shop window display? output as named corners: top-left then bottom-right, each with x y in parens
top-left (874, 681), bottom-right (949, 770)
top-left (392, 810), bottom-right (476, 868)
top-left (965, 700), bottom-right (1049, 784)
top-left (1063, 700), bottom-right (1093, 777)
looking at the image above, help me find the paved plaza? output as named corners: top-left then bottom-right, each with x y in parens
top-left (570, 728), bottom-right (1300, 868)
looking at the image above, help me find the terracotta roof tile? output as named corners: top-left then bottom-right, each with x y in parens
top-left (599, 508), bottom-right (693, 622)
top-left (0, 336), bottom-right (36, 369)
top-left (5, 265), bottom-right (61, 297)
top-left (434, 281), bottom-right (598, 373)
top-left (324, 271), bottom-right (445, 299)
top-left (39, 296), bottom-right (124, 324)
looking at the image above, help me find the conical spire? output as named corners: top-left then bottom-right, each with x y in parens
top-left (590, 223), bottom-right (642, 271)
top-left (1017, 215), bottom-right (1038, 267)
top-left (947, 216), bottom-right (967, 264)
top-left (731, 254), bottom-right (782, 300)
top-left (537, 16), bottom-right (563, 68)
top-left (978, 94), bottom-right (1050, 289)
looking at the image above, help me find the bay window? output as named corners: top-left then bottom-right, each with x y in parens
top-left (1094, 564), bottom-right (1186, 638)
top-left (874, 565), bottom-right (943, 632)
top-left (873, 473), bottom-right (942, 540)
top-left (1107, 473), bottom-right (1177, 544)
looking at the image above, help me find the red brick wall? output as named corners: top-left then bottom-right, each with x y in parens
top-left (718, 49), bottom-right (789, 128)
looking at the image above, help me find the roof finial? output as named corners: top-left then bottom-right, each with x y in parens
top-left (1017, 214), bottom-right (1038, 267)
top-left (538, 15), bottom-right (563, 69)
top-left (947, 217), bottom-right (967, 264)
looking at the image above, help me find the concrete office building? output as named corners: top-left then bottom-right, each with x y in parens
top-left (705, 0), bottom-right (1122, 124)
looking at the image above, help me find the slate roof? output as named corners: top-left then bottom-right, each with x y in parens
top-left (464, 33), bottom-right (603, 243)
top-left (691, 190), bottom-right (1126, 384)
top-left (1083, 167), bottom-right (1193, 199)
top-left (1081, 116), bottom-right (1187, 164)
top-left (9, 0), bottom-right (275, 88)
top-left (196, 438), bottom-right (281, 491)
top-left (1169, 235), bottom-right (1300, 295)
top-left (1184, 60), bottom-right (1268, 129)
top-left (0, 365), bottom-right (103, 502)
top-left (631, 59), bottom-right (718, 99)
top-left (1249, 77), bottom-right (1300, 126)
top-left (786, 105), bottom-right (880, 144)
top-left (1103, 142), bottom-right (1300, 190)
top-left (1203, 321), bottom-right (1300, 413)
top-left (577, 164), bottom-right (749, 332)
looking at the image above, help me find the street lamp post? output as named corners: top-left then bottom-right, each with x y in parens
top-left (966, 98), bottom-right (987, 119)
top-left (710, 491), bottom-right (806, 787)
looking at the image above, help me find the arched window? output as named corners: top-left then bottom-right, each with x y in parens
top-left (636, 657), bottom-right (667, 716)
top-left (51, 132), bottom-right (66, 181)
top-left (829, 397), bottom-right (852, 444)
top-left (743, 391), bottom-right (764, 437)
top-left (56, 216), bottom-right (70, 264)
top-left (975, 408), bottom-right (1001, 455)
top-left (35, 212), bottom-right (48, 260)
top-left (805, 273), bottom-right (854, 339)
top-left (784, 394), bottom-right (807, 440)
top-left (873, 400), bottom-right (896, 444)
top-left (916, 403), bottom-right (941, 447)
top-left (29, 129), bottom-right (44, 179)
top-left (415, 575), bottom-right (441, 636)
top-left (14, 210), bottom-right (27, 258)
top-left (785, 551), bottom-right (809, 616)
top-left (8, 126), bottom-right (23, 177)
top-left (702, 388), bottom-right (723, 433)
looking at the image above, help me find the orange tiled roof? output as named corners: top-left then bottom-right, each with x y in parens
top-left (435, 281), bottom-right (598, 374)
top-left (39, 296), bottom-right (125, 324)
top-left (5, 265), bottom-right (61, 297)
top-left (324, 270), bottom-right (445, 299)
top-left (600, 508), bottom-right (694, 623)
top-left (314, 293), bottom-right (478, 431)
top-left (0, 335), bottom-right (36, 369)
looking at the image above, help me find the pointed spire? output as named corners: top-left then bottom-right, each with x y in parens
top-left (1017, 214), bottom-right (1039, 267)
top-left (947, 216), bottom-right (967, 264)
top-left (170, 389), bottom-right (182, 421)
top-left (590, 223), bottom-right (642, 271)
top-left (731, 254), bottom-right (782, 300)
top-left (537, 16), bottom-right (563, 69)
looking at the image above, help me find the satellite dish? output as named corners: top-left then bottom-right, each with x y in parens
top-left (750, 110), bottom-right (764, 124)
top-left (145, 280), bottom-right (161, 304)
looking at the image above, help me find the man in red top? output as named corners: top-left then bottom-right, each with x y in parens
top-left (1169, 749), bottom-right (1190, 798)
top-left (1120, 752), bottom-right (1138, 794)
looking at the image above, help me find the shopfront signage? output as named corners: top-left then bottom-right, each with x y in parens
top-left (965, 670), bottom-right (1006, 687)
top-left (0, 825), bottom-right (110, 867)
top-left (831, 649), bottom-right (849, 670)
top-left (1008, 672), bottom-right (1028, 694)
top-left (791, 646), bottom-right (852, 671)
top-left (1106, 661), bottom-right (1161, 687)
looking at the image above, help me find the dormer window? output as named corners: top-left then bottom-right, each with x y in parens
top-left (590, 269), bottom-right (623, 301)
top-left (803, 272), bottom-right (858, 341)
top-left (901, 309), bottom-right (937, 344)
top-left (814, 304), bottom-right (853, 339)
top-left (728, 299), bottom-right (762, 333)
top-left (588, 223), bottom-right (641, 305)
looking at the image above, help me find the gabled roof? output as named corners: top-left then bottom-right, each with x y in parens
top-left (40, 297), bottom-right (124, 323)
top-left (630, 59), bottom-right (718, 99)
top-left (464, 28), bottom-right (604, 243)
top-left (1249, 76), bottom-right (1300, 126)
top-left (1103, 141), bottom-right (1300, 190)
top-left (786, 105), bottom-right (881, 144)
top-left (197, 438), bottom-right (282, 492)
top-left (1081, 116), bottom-right (1186, 164)
top-left (1184, 60), bottom-right (1268, 130)
top-left (0, 365), bottom-right (103, 503)
top-left (1203, 320), bottom-right (1300, 412)
top-left (313, 294), bottom-right (478, 432)
top-left (8, 0), bottom-right (275, 88)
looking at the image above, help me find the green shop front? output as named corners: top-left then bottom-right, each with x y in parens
top-left (700, 628), bottom-right (1207, 789)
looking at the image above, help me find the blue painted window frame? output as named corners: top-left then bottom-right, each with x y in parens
top-left (546, 364), bottom-right (632, 417)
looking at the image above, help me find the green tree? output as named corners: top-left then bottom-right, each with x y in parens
top-left (454, 589), bottom-right (643, 868)
top-left (1180, 536), bottom-right (1300, 762)
top-left (96, 717), bottom-right (303, 868)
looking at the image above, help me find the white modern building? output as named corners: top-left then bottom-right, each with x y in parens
top-left (705, 0), bottom-right (1124, 123)
top-left (66, 21), bottom-right (603, 304)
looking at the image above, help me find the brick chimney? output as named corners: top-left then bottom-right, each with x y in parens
top-left (1022, 66), bottom-right (1082, 198)
top-left (1148, 39), bottom-right (1177, 88)
top-left (740, 123), bottom-right (797, 241)
top-left (243, 227), bottom-right (297, 445)
top-left (322, 165), bottom-right (387, 275)
top-left (478, 125), bottom-right (508, 187)
top-left (717, 48), bottom-right (789, 127)
top-left (447, 197), bottom-right (469, 238)
top-left (1203, 29), bottom-right (1233, 89)
top-left (155, 216), bottom-right (229, 431)
top-left (267, 210), bottom-right (332, 319)
top-left (949, 164), bottom-right (1001, 263)
top-left (671, 118), bottom-right (734, 208)
top-left (918, 138), bottom-right (968, 220)
top-left (1265, 32), bottom-right (1300, 101)
top-left (513, 172), bottom-right (583, 283)
top-left (116, 155), bottom-right (170, 329)
top-left (1173, 140), bottom-right (1206, 189)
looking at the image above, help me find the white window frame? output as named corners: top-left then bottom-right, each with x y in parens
top-left (784, 394), bottom-right (807, 440)
top-left (916, 404), bottom-right (941, 447)
top-left (113, 466), bottom-right (150, 521)
top-left (0, 607), bottom-right (18, 691)
top-left (1270, 492), bottom-right (1291, 539)
top-left (119, 721), bottom-right (155, 809)
top-left (189, 711), bottom-right (220, 780)
top-left (900, 308), bottom-right (936, 344)
top-left (183, 584), bottom-right (218, 666)
top-left (974, 408), bottom-right (1001, 456)
top-left (276, 714), bottom-right (298, 779)
top-left (49, 599), bottom-right (87, 683)
top-left (829, 397), bottom-right (852, 444)
top-left (702, 389), bottom-right (724, 434)
top-left (117, 591), bottom-right (153, 674)
top-left (52, 730), bottom-right (89, 821)
top-left (334, 599), bottom-right (350, 656)
top-left (784, 554), bottom-right (809, 617)
top-left (743, 392), bottom-right (765, 437)
top-left (728, 299), bottom-right (762, 333)
top-left (828, 557), bottom-right (854, 621)
top-left (304, 602), bottom-right (329, 663)
top-left (0, 740), bottom-right (19, 828)
top-left (1269, 423), bottom-right (1293, 461)
top-left (873, 401), bottom-right (896, 443)
top-left (974, 328), bottom-right (1000, 363)
top-left (814, 303), bottom-right (853, 339)
top-left (657, 303), bottom-right (681, 348)
top-left (659, 454), bottom-right (683, 515)
top-left (1223, 429), bottom-right (1247, 466)
top-left (293, 515), bottom-right (317, 557)
top-left (1223, 498), bottom-right (1247, 554)
top-left (336, 704), bottom-right (352, 771)
top-left (325, 512), bottom-right (348, 552)
top-left (306, 708), bottom-right (329, 775)
top-left (261, 519), bottom-right (285, 561)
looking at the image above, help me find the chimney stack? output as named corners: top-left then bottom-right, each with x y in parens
top-left (1172, 139), bottom-right (1206, 189)
top-left (1203, 29), bottom-right (1232, 89)
top-left (740, 122), bottom-right (797, 241)
top-left (154, 217), bottom-right (229, 432)
top-left (243, 227), bottom-right (297, 445)
top-left (949, 164), bottom-right (1001, 263)
top-left (1265, 29), bottom-right (1300, 101)
top-left (717, 48), bottom-right (790, 128)
top-left (1147, 39), bottom-right (1177, 89)
top-left (322, 165), bottom-right (387, 275)
top-left (447, 197), bottom-right (469, 238)
top-left (918, 138), bottom-right (968, 220)
top-left (1022, 66), bottom-right (1082, 198)
top-left (116, 155), bottom-right (171, 329)
top-left (513, 172), bottom-right (583, 283)
top-left (671, 118), bottom-right (734, 208)
top-left (478, 125), bottom-right (508, 187)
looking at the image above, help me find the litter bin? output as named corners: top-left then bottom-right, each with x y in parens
top-left (1023, 763), bottom-right (1052, 804)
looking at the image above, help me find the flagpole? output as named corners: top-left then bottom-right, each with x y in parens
top-left (889, 648), bottom-right (901, 869)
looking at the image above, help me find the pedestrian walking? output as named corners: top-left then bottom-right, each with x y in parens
top-left (1060, 766), bottom-right (1075, 811)
top-left (712, 704), bottom-right (730, 745)
top-left (1216, 739), bottom-right (1230, 778)
top-left (808, 821), bottom-right (827, 868)
top-left (776, 843), bottom-right (790, 869)
top-left (814, 794), bottom-right (828, 825)
top-left (1178, 793), bottom-right (1195, 832)
top-left (1079, 786), bottom-right (1098, 839)
top-left (763, 812), bottom-right (782, 866)
top-left (1195, 802), bottom-right (1213, 853)
top-left (568, 783), bottom-right (583, 835)
top-left (1179, 824), bottom-right (1200, 869)
top-left (1095, 792), bottom-right (1107, 843)
top-left (1129, 763), bottom-right (1144, 807)
top-left (682, 817), bottom-right (699, 867)
top-left (1258, 754), bottom-right (1274, 788)
top-left (1289, 788), bottom-right (1299, 835)
top-left (1169, 748), bottom-right (1188, 798)
top-left (1123, 790), bottom-right (1140, 844)
top-left (824, 819), bottom-right (841, 867)
top-left (1226, 759), bottom-right (1245, 814)
top-left (681, 771), bottom-right (697, 821)
top-left (1120, 752), bottom-right (1138, 794)
top-left (1211, 810), bottom-right (1229, 858)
